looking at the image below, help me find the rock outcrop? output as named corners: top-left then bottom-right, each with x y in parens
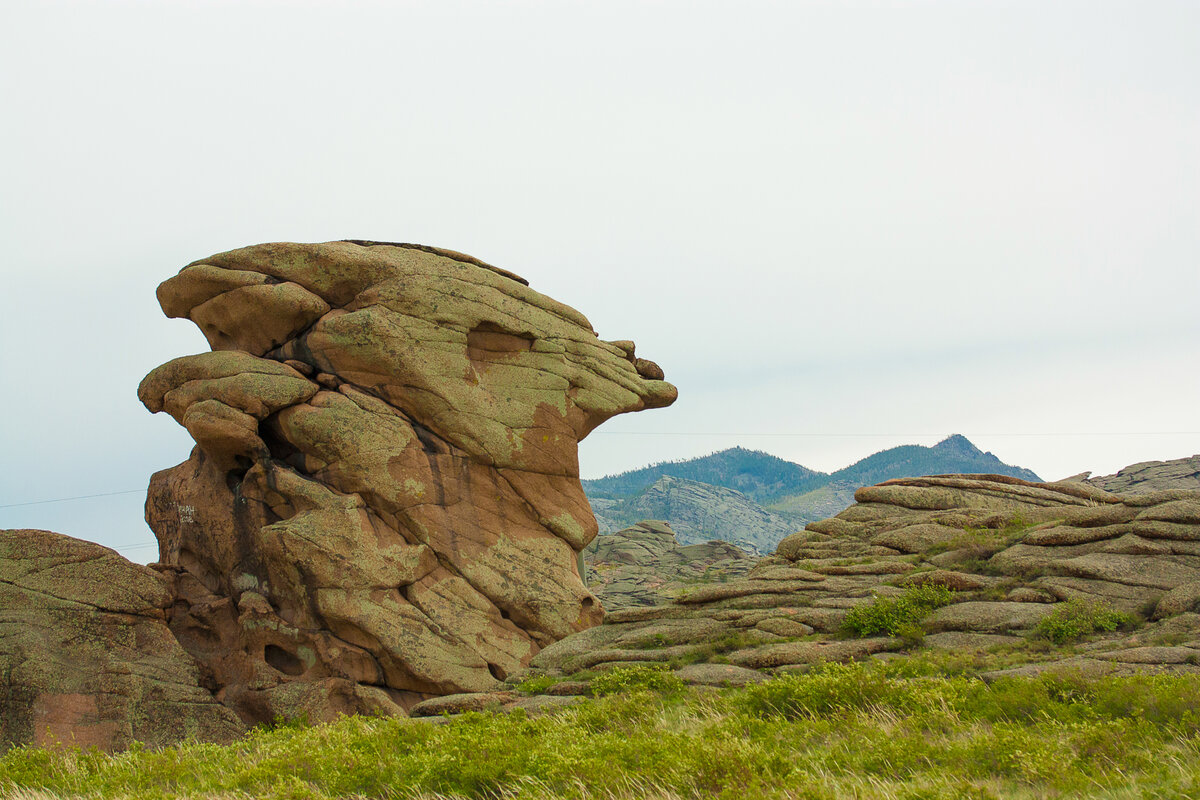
top-left (529, 474), bottom-right (1200, 680)
top-left (137, 241), bottom-right (676, 724)
top-left (584, 521), bottom-right (757, 609)
top-left (1087, 455), bottom-right (1200, 495)
top-left (0, 530), bottom-right (244, 751)
top-left (592, 476), bottom-right (802, 554)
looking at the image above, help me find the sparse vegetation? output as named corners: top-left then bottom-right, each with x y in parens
top-left (842, 584), bottom-right (955, 637)
top-left (516, 674), bottom-right (563, 695)
top-left (587, 664), bottom-right (685, 697)
top-left (1033, 598), bottom-right (1133, 644)
top-left (925, 514), bottom-right (1034, 559)
top-left (5, 661), bottom-right (1200, 800)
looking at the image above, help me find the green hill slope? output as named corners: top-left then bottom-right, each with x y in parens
top-left (582, 446), bottom-right (825, 502)
top-left (584, 436), bottom-right (1042, 552)
top-left (829, 433), bottom-right (1041, 487)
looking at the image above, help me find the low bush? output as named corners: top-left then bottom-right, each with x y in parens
top-left (589, 664), bottom-right (685, 697)
top-left (515, 674), bottom-right (562, 694)
top-left (1033, 598), bottom-right (1131, 644)
top-left (842, 583), bottom-right (955, 637)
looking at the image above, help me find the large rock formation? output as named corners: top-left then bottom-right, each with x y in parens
top-left (0, 530), bottom-right (244, 751)
top-left (137, 241), bottom-right (676, 724)
top-left (528, 474), bottom-right (1200, 680)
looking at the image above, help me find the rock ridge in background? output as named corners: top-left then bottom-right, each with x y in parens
top-left (585, 436), bottom-right (1043, 551)
top-left (534, 472), bottom-right (1200, 681)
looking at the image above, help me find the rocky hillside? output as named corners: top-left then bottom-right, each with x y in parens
top-left (1087, 454), bottom-right (1200, 494)
top-left (588, 435), bottom-right (1041, 551)
top-left (592, 477), bottom-right (802, 554)
top-left (583, 520), bottom-right (757, 609)
top-left (508, 472), bottom-right (1200, 693)
top-left (583, 446), bottom-right (824, 502)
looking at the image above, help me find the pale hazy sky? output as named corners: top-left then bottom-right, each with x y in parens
top-left (2, 0), bottom-right (1197, 563)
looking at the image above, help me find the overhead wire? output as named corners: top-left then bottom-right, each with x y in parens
top-left (2, 430), bottom-right (1197, 510)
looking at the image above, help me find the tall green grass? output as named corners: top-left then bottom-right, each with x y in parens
top-left (3, 661), bottom-right (1200, 799)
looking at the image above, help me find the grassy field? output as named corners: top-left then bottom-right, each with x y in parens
top-left (3, 658), bottom-right (1200, 800)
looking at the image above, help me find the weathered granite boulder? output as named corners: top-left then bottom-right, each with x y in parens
top-left (138, 241), bottom-right (676, 724)
top-left (0, 530), bottom-right (244, 752)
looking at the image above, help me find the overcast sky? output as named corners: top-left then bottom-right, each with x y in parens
top-left (2, 0), bottom-right (1197, 563)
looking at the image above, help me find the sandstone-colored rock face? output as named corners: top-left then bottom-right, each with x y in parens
top-left (139, 241), bottom-right (676, 724)
top-left (0, 530), bottom-right (244, 752)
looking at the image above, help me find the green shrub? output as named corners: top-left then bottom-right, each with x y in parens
top-left (1033, 598), bottom-right (1131, 644)
top-left (589, 663), bottom-right (685, 697)
top-left (515, 673), bottom-right (562, 694)
top-left (842, 583), bottom-right (955, 637)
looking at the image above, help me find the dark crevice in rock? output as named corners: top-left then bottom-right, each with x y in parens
top-left (263, 644), bottom-right (305, 676)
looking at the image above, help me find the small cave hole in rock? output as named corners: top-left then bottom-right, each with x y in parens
top-left (467, 322), bottom-right (534, 361)
top-left (488, 663), bottom-right (505, 681)
top-left (264, 644), bottom-right (305, 676)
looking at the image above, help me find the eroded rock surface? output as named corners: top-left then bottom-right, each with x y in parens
top-left (1087, 455), bottom-right (1200, 495)
top-left (0, 530), bottom-right (244, 751)
top-left (139, 241), bottom-right (676, 724)
top-left (531, 475), bottom-right (1200, 679)
top-left (584, 520), bottom-right (757, 609)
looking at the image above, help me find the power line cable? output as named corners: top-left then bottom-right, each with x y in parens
top-left (593, 431), bottom-right (1200, 437)
top-left (3, 430), bottom-right (1196, 509)
top-left (0, 489), bottom-right (144, 509)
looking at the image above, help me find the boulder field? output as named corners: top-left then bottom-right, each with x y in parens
top-left (0, 241), bottom-right (676, 750)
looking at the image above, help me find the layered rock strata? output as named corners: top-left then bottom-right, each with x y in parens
top-left (138, 241), bottom-right (676, 724)
top-left (0, 530), bottom-right (244, 751)
top-left (528, 474), bottom-right (1200, 679)
top-left (1086, 454), bottom-right (1200, 495)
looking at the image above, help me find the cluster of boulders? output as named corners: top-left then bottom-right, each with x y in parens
top-left (1, 241), bottom-right (675, 751)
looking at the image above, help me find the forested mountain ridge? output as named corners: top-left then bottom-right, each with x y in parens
top-left (585, 435), bottom-right (1042, 550)
top-left (582, 446), bottom-right (824, 502)
top-left (829, 433), bottom-right (1040, 486)
top-left (585, 435), bottom-right (1040, 502)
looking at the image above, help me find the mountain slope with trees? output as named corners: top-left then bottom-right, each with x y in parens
top-left (586, 435), bottom-right (1041, 550)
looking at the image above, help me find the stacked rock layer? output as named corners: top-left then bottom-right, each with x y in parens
top-left (524, 474), bottom-right (1200, 683)
top-left (136, 241), bottom-right (676, 724)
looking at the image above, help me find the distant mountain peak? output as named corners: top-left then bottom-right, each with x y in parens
top-left (932, 434), bottom-right (983, 457)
